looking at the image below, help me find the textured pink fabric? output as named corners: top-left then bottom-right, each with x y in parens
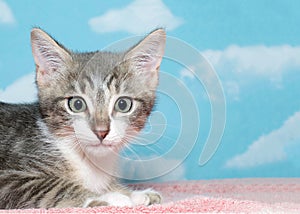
top-left (2, 178), bottom-right (300, 213)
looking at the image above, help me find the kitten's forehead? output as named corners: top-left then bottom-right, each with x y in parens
top-left (70, 50), bottom-right (152, 107)
top-left (72, 51), bottom-right (124, 94)
top-left (75, 51), bottom-right (124, 79)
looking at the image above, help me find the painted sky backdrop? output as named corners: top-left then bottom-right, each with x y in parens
top-left (1, 0), bottom-right (300, 181)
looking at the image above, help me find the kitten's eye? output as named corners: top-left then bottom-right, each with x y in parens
top-left (68, 97), bottom-right (87, 113)
top-left (115, 97), bottom-right (132, 113)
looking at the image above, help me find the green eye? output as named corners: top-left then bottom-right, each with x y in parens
top-left (115, 97), bottom-right (132, 113)
top-left (68, 97), bottom-right (87, 113)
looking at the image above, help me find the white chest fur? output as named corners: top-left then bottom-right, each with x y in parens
top-left (57, 142), bottom-right (118, 194)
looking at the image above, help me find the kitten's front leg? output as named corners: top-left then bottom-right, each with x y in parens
top-left (84, 189), bottom-right (162, 207)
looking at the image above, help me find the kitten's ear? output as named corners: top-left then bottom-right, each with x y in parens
top-left (31, 28), bottom-right (72, 86)
top-left (124, 29), bottom-right (166, 88)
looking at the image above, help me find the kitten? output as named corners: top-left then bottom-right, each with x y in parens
top-left (0, 28), bottom-right (166, 209)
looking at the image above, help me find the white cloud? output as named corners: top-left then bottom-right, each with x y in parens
top-left (179, 62), bottom-right (228, 103)
top-left (202, 45), bottom-right (300, 82)
top-left (88, 0), bottom-right (183, 34)
top-left (0, 0), bottom-right (15, 24)
top-left (224, 81), bottom-right (240, 101)
top-left (201, 45), bottom-right (300, 100)
top-left (0, 73), bottom-right (37, 103)
top-left (225, 111), bottom-right (300, 168)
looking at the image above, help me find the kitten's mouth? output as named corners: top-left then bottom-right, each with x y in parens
top-left (89, 143), bottom-right (113, 148)
top-left (88, 140), bottom-right (119, 149)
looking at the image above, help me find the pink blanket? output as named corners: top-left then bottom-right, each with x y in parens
top-left (2, 178), bottom-right (300, 213)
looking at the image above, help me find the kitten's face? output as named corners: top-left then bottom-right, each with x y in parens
top-left (31, 28), bottom-right (165, 156)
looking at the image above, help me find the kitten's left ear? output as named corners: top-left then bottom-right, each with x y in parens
top-left (124, 29), bottom-right (166, 88)
top-left (31, 28), bottom-right (72, 87)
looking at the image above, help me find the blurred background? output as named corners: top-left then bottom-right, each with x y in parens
top-left (1, 0), bottom-right (300, 181)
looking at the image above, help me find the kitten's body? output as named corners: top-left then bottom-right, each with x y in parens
top-left (0, 29), bottom-right (165, 209)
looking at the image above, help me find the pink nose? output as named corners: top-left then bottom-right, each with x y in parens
top-left (95, 130), bottom-right (109, 140)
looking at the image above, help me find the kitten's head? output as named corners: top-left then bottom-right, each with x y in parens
top-left (31, 28), bottom-right (165, 156)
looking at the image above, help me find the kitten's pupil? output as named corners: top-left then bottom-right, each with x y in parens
top-left (118, 100), bottom-right (127, 110)
top-left (74, 100), bottom-right (83, 111)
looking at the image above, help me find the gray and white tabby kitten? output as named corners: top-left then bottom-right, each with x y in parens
top-left (0, 28), bottom-right (165, 209)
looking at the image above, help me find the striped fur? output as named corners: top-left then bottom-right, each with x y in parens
top-left (0, 28), bottom-right (165, 209)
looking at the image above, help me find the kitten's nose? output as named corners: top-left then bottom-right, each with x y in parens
top-left (94, 130), bottom-right (109, 140)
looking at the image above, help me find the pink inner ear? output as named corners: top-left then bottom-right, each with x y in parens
top-left (32, 39), bottom-right (71, 86)
top-left (130, 55), bottom-right (160, 89)
top-left (33, 45), bottom-right (61, 73)
top-left (125, 30), bottom-right (165, 74)
top-left (33, 50), bottom-right (50, 86)
top-left (34, 49), bottom-right (63, 86)
top-left (32, 47), bottom-right (44, 71)
top-left (135, 54), bottom-right (162, 73)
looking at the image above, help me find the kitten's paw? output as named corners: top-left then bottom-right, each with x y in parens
top-left (131, 189), bottom-right (162, 206)
top-left (84, 192), bottom-right (133, 207)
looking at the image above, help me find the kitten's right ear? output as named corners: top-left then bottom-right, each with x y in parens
top-left (31, 28), bottom-right (72, 86)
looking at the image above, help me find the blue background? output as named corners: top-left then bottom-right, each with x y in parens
top-left (1, 0), bottom-right (300, 181)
